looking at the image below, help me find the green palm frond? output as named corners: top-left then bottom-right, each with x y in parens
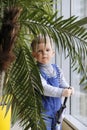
top-left (4, 42), bottom-right (46, 130)
top-left (23, 14), bottom-right (87, 79)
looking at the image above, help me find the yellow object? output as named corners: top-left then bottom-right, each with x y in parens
top-left (0, 105), bottom-right (11, 130)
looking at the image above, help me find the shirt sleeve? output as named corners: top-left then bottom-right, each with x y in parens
top-left (59, 68), bottom-right (69, 88)
top-left (40, 74), bottom-right (63, 97)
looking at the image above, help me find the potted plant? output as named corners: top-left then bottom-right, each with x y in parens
top-left (0, 0), bottom-right (87, 130)
top-left (0, 6), bottom-right (22, 130)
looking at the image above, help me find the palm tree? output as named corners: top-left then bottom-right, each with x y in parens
top-left (0, 0), bottom-right (87, 130)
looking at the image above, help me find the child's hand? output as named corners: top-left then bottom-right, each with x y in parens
top-left (62, 87), bottom-right (74, 97)
top-left (70, 87), bottom-right (74, 95)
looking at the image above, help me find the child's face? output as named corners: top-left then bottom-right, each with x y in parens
top-left (32, 42), bottom-right (55, 64)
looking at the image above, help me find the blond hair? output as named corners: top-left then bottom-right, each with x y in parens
top-left (31, 35), bottom-right (54, 52)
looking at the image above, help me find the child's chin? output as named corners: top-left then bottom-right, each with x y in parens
top-left (42, 61), bottom-right (50, 64)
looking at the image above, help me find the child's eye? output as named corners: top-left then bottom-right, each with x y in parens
top-left (37, 50), bottom-right (42, 53)
top-left (46, 49), bottom-right (50, 52)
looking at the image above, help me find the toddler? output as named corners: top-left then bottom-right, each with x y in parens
top-left (31, 35), bottom-right (74, 130)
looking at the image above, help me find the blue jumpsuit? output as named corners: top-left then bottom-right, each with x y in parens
top-left (39, 64), bottom-right (62, 130)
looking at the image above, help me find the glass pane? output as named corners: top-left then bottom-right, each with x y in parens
top-left (71, 70), bottom-right (87, 126)
top-left (71, 0), bottom-right (87, 126)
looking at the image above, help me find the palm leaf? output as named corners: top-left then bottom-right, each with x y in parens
top-left (4, 42), bottom-right (46, 130)
top-left (24, 15), bottom-right (87, 85)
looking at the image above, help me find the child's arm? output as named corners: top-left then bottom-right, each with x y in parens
top-left (59, 69), bottom-right (74, 97)
top-left (40, 75), bottom-right (74, 97)
top-left (40, 74), bottom-right (64, 97)
top-left (59, 68), bottom-right (69, 88)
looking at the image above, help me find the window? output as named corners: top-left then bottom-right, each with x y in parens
top-left (71, 0), bottom-right (87, 126)
top-left (54, 0), bottom-right (87, 127)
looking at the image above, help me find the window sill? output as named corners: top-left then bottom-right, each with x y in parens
top-left (63, 115), bottom-right (87, 130)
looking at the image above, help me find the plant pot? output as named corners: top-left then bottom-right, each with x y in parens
top-left (0, 105), bottom-right (11, 130)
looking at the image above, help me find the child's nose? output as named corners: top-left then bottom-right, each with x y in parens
top-left (42, 51), bottom-right (47, 55)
